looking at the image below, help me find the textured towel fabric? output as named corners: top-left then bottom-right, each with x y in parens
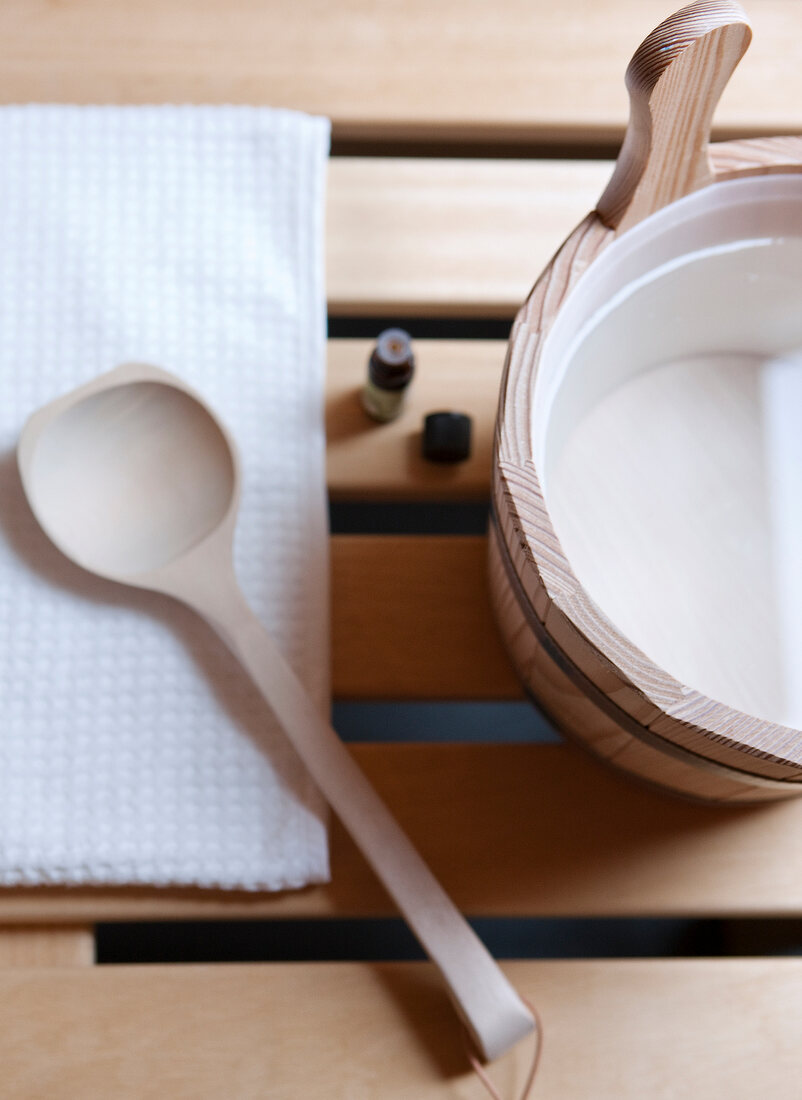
top-left (0, 106), bottom-right (331, 890)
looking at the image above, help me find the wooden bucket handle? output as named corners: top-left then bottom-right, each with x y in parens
top-left (596, 0), bottom-right (752, 232)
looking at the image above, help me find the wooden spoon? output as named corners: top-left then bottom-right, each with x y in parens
top-left (17, 361), bottom-right (535, 1063)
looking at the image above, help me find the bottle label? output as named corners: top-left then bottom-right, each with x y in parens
top-left (361, 379), bottom-right (407, 422)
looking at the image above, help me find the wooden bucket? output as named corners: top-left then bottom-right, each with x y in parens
top-left (490, 0), bottom-right (802, 802)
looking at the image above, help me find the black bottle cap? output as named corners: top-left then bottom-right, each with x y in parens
top-left (422, 411), bottom-right (472, 463)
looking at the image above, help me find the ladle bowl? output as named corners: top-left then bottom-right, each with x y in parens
top-left (18, 362), bottom-right (535, 1063)
top-left (21, 378), bottom-right (237, 579)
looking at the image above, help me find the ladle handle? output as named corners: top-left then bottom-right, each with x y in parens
top-left (596, 0), bottom-right (751, 232)
top-left (198, 579), bottom-right (535, 1063)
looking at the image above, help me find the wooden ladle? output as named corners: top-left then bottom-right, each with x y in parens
top-left (17, 361), bottom-right (535, 1063)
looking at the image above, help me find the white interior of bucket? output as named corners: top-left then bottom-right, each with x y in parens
top-left (537, 175), bottom-right (802, 728)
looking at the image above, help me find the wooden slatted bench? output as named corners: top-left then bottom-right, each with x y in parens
top-left (2, 1), bottom-right (802, 1096)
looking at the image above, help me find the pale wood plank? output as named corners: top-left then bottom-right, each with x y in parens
top-left (0, 958), bottom-right (799, 1097)
top-left (0, 1), bottom-right (799, 144)
top-left (331, 536), bottom-right (521, 700)
top-left (327, 158), bottom-right (608, 316)
top-left (0, 927), bottom-right (94, 967)
top-left (0, 743), bottom-right (801, 922)
top-left (327, 340), bottom-right (504, 499)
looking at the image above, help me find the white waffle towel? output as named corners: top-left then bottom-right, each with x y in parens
top-left (0, 105), bottom-right (331, 890)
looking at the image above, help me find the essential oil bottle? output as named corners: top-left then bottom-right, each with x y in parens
top-left (361, 328), bottom-right (415, 422)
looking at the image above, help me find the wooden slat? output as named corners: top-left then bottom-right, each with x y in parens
top-left (327, 339), bottom-right (504, 499)
top-left (331, 536), bottom-right (521, 699)
top-left (1, 958), bottom-right (800, 1097)
top-left (1, 743), bottom-right (801, 922)
top-left (327, 159), bottom-right (608, 316)
top-left (0, 927), bottom-right (94, 967)
top-left (0, 2), bottom-right (800, 145)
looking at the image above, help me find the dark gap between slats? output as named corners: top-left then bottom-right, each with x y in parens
top-left (329, 500), bottom-right (489, 535)
top-left (328, 316), bottom-right (511, 340)
top-left (329, 124), bottom-right (774, 162)
top-left (96, 917), bottom-right (802, 965)
top-left (330, 139), bottom-right (622, 161)
top-left (332, 701), bottom-right (560, 744)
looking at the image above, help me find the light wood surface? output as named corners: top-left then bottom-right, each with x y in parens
top-left (1, 958), bottom-right (800, 1098)
top-left (332, 536), bottom-right (522, 700)
top-left (0, 927), bottom-right (94, 967)
top-left (0, 1), bottom-right (800, 145)
top-left (326, 340), bottom-right (505, 500)
top-left (1, 742), bottom-right (801, 923)
top-left (327, 158), bottom-right (608, 316)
